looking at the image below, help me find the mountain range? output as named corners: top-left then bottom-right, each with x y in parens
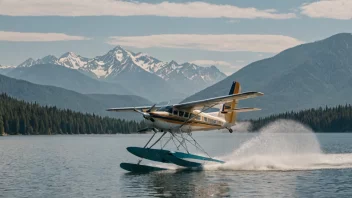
top-left (0, 73), bottom-right (152, 120)
top-left (7, 64), bottom-right (132, 96)
top-left (183, 33), bottom-right (352, 119)
top-left (11, 46), bottom-right (226, 101)
top-left (0, 65), bottom-right (15, 75)
top-left (3, 33), bottom-right (352, 121)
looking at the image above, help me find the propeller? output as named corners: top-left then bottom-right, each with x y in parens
top-left (134, 104), bottom-right (157, 122)
top-left (146, 104), bottom-right (157, 113)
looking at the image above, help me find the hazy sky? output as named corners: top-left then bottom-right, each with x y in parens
top-left (1, 0), bottom-right (352, 75)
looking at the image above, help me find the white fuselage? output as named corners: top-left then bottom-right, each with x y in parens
top-left (145, 110), bottom-right (230, 133)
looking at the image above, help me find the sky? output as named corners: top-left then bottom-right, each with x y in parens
top-left (1, 0), bottom-right (352, 75)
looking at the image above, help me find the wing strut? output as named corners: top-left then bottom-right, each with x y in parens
top-left (137, 129), bottom-right (167, 165)
top-left (148, 131), bottom-right (167, 149)
top-left (143, 128), bottom-right (157, 148)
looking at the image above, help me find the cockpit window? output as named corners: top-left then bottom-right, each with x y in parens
top-left (173, 110), bottom-right (178, 115)
top-left (179, 111), bottom-right (184, 117)
top-left (184, 112), bottom-right (189, 118)
top-left (158, 106), bottom-right (173, 113)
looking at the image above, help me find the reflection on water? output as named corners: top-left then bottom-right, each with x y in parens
top-left (121, 170), bottom-right (230, 197)
top-left (120, 169), bottom-right (308, 197)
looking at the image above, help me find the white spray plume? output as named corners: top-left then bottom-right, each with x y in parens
top-left (206, 120), bottom-right (352, 171)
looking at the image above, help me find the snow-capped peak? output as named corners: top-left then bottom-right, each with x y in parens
top-left (0, 64), bottom-right (15, 69)
top-left (58, 52), bottom-right (87, 69)
top-left (14, 46), bottom-right (226, 85)
top-left (18, 58), bottom-right (37, 67)
top-left (60, 52), bottom-right (78, 59)
top-left (135, 52), bottom-right (149, 58)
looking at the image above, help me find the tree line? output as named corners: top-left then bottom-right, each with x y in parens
top-left (0, 94), bottom-right (145, 135)
top-left (250, 104), bottom-right (352, 132)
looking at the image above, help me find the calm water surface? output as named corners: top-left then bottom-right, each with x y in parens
top-left (1, 129), bottom-right (352, 197)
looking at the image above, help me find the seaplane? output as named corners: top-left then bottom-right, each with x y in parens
top-left (107, 81), bottom-right (263, 172)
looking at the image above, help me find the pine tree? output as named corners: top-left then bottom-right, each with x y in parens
top-left (0, 115), bottom-right (4, 135)
top-left (0, 94), bottom-right (142, 135)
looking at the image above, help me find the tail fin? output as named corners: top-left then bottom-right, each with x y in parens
top-left (228, 81), bottom-right (241, 95)
top-left (221, 81), bottom-right (241, 125)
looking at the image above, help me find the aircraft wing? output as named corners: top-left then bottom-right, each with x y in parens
top-left (174, 92), bottom-right (264, 110)
top-left (107, 106), bottom-right (159, 112)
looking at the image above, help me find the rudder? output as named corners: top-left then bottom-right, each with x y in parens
top-left (223, 81), bottom-right (241, 124)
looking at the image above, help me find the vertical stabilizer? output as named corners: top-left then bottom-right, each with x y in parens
top-left (222, 81), bottom-right (241, 124)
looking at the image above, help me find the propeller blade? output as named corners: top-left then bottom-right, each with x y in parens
top-left (147, 104), bottom-right (157, 113)
top-left (134, 108), bottom-right (155, 122)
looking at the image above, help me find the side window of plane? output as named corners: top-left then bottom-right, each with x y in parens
top-left (179, 111), bottom-right (184, 117)
top-left (173, 110), bottom-right (178, 116)
top-left (184, 112), bottom-right (189, 118)
top-left (204, 117), bottom-right (208, 122)
top-left (196, 116), bottom-right (201, 120)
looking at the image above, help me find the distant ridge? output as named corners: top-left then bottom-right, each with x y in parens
top-left (183, 33), bottom-right (352, 118)
top-left (0, 64), bottom-right (15, 75)
top-left (0, 73), bottom-right (152, 120)
top-left (8, 64), bottom-right (132, 96)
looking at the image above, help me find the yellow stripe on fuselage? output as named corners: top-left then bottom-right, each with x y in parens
top-left (150, 112), bottom-right (223, 130)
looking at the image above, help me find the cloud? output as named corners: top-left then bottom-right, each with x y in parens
top-left (190, 60), bottom-right (232, 67)
top-left (108, 34), bottom-right (303, 53)
top-left (190, 60), bottom-right (247, 75)
top-left (0, 0), bottom-right (296, 19)
top-left (0, 31), bottom-right (90, 42)
top-left (301, 0), bottom-right (352, 20)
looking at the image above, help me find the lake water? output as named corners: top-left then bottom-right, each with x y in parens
top-left (1, 120), bottom-right (352, 197)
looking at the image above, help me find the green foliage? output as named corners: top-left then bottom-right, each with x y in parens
top-left (250, 104), bottom-right (352, 132)
top-left (0, 94), bottom-right (144, 135)
top-left (0, 114), bottom-right (4, 135)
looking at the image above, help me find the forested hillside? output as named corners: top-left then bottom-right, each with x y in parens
top-left (0, 94), bottom-right (143, 135)
top-left (0, 73), bottom-right (151, 120)
top-left (250, 104), bottom-right (352, 132)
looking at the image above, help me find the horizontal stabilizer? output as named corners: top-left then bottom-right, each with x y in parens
top-left (234, 107), bottom-right (261, 113)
